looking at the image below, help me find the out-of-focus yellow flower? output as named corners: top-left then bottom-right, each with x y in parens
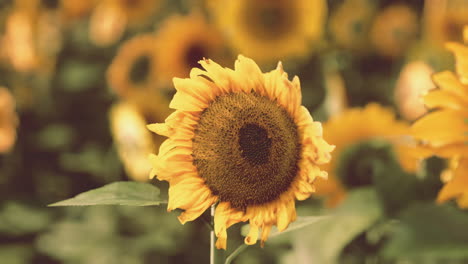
top-left (0, 87), bottom-right (18, 153)
top-left (60, 0), bottom-right (96, 20)
top-left (110, 102), bottom-right (164, 182)
top-left (153, 12), bottom-right (227, 82)
top-left (89, 0), bottom-right (161, 46)
top-left (323, 70), bottom-right (348, 117)
top-left (4, 8), bottom-right (38, 72)
top-left (437, 157), bottom-right (468, 207)
top-left (316, 104), bottom-right (420, 207)
top-left (210, 0), bottom-right (327, 64)
top-left (148, 55), bottom-right (334, 249)
top-left (395, 61), bottom-right (435, 121)
top-left (329, 0), bottom-right (376, 51)
top-left (423, 0), bottom-right (468, 45)
top-left (411, 26), bottom-right (468, 207)
top-left (369, 4), bottom-right (418, 58)
top-left (107, 33), bottom-right (171, 114)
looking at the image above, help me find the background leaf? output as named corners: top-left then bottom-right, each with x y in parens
top-left (384, 203), bottom-right (468, 260)
top-left (49, 181), bottom-right (165, 206)
top-left (284, 188), bottom-right (383, 264)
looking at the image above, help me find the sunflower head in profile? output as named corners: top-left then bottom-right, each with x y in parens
top-left (89, 0), bottom-right (161, 46)
top-left (411, 26), bottom-right (468, 208)
top-left (315, 104), bottom-right (420, 207)
top-left (0, 87), bottom-right (18, 153)
top-left (210, 0), bottom-right (327, 64)
top-left (107, 33), bottom-right (171, 115)
top-left (110, 102), bottom-right (158, 182)
top-left (148, 55), bottom-right (334, 249)
top-left (423, 0), bottom-right (468, 45)
top-left (369, 4), bottom-right (419, 58)
top-left (154, 12), bottom-right (227, 82)
top-left (329, 0), bottom-right (376, 52)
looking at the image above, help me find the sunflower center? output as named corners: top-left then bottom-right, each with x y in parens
top-left (129, 55), bottom-right (151, 84)
top-left (192, 92), bottom-right (301, 210)
top-left (239, 123), bottom-right (271, 165)
top-left (185, 44), bottom-right (206, 70)
top-left (42, 0), bottom-right (59, 9)
top-left (122, 0), bottom-right (142, 8)
top-left (336, 140), bottom-right (393, 188)
top-left (243, 1), bottom-right (297, 40)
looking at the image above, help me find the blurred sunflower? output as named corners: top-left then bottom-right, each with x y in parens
top-left (315, 104), bottom-right (419, 207)
top-left (411, 26), bottom-right (468, 207)
top-left (148, 56), bottom-right (334, 249)
top-left (60, 0), bottom-right (97, 21)
top-left (210, 0), bottom-right (327, 64)
top-left (329, 0), bottom-right (377, 51)
top-left (107, 34), bottom-right (170, 115)
top-left (0, 87), bottom-right (18, 153)
top-left (4, 7), bottom-right (38, 72)
top-left (89, 0), bottom-right (161, 46)
top-left (369, 4), bottom-right (419, 58)
top-left (423, 0), bottom-right (468, 44)
top-left (110, 102), bottom-right (164, 182)
top-left (153, 12), bottom-right (226, 82)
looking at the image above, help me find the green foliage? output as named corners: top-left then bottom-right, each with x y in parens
top-left (0, 202), bottom-right (51, 235)
top-left (286, 188), bottom-right (383, 263)
top-left (373, 146), bottom-right (444, 217)
top-left (384, 203), bottom-right (468, 260)
top-left (229, 188), bottom-right (383, 264)
top-left (0, 245), bottom-right (34, 264)
top-left (37, 206), bottom-right (191, 264)
top-left (49, 182), bottom-right (165, 207)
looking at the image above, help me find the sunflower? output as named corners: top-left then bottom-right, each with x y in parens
top-left (329, 0), bottom-right (377, 52)
top-left (148, 55), bottom-right (334, 249)
top-left (153, 12), bottom-right (226, 82)
top-left (60, 0), bottom-right (97, 20)
top-left (423, 0), bottom-right (468, 45)
top-left (210, 0), bottom-right (327, 64)
top-left (369, 4), bottom-right (418, 58)
top-left (411, 26), bottom-right (468, 207)
top-left (0, 87), bottom-right (18, 153)
top-left (89, 0), bottom-right (161, 46)
top-left (315, 104), bottom-right (420, 207)
top-left (4, 8), bottom-right (38, 72)
top-left (107, 33), bottom-right (170, 114)
top-left (110, 101), bottom-right (165, 182)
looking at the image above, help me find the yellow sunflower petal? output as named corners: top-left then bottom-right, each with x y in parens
top-left (233, 55), bottom-right (266, 95)
top-left (431, 71), bottom-right (468, 99)
top-left (423, 90), bottom-right (467, 110)
top-left (411, 109), bottom-right (468, 146)
top-left (437, 158), bottom-right (468, 204)
top-left (260, 225), bottom-right (272, 247)
top-left (446, 42), bottom-right (468, 84)
top-left (244, 223), bottom-right (259, 245)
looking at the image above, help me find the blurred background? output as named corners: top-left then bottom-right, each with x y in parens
top-left (1, 0), bottom-right (468, 263)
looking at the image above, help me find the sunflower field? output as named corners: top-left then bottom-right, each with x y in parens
top-left (1, 0), bottom-right (468, 263)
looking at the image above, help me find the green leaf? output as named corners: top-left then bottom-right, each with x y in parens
top-left (287, 188), bottom-right (383, 263)
top-left (240, 215), bottom-right (330, 238)
top-left (373, 150), bottom-right (445, 217)
top-left (0, 245), bottom-right (33, 264)
top-left (372, 149), bottom-right (419, 217)
top-left (230, 188), bottom-right (383, 264)
top-left (384, 203), bottom-right (468, 260)
top-left (49, 182), bottom-right (165, 207)
top-left (0, 202), bottom-right (51, 235)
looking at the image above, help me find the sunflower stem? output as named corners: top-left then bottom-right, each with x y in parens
top-left (210, 205), bottom-right (224, 264)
